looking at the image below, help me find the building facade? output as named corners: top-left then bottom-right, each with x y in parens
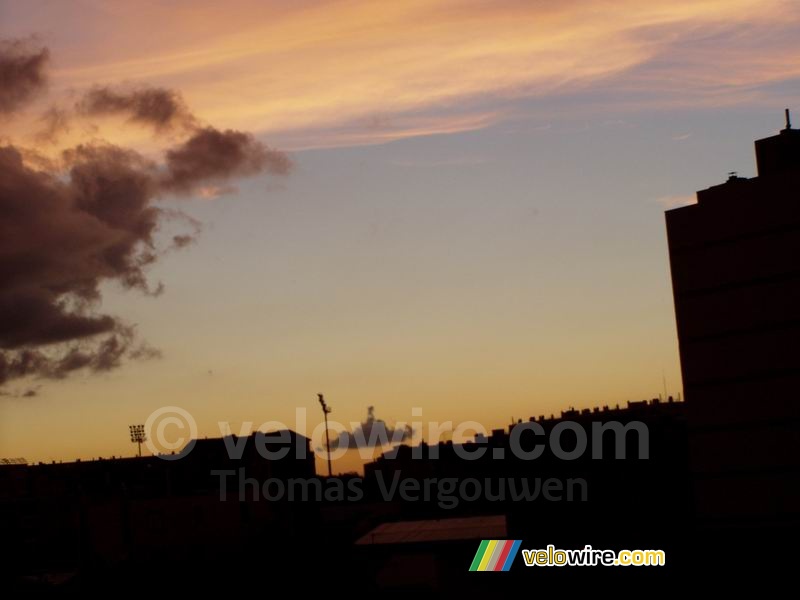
top-left (666, 117), bottom-right (800, 527)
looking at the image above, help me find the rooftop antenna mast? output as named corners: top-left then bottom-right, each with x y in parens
top-left (317, 394), bottom-right (333, 478)
top-left (785, 108), bottom-right (792, 130)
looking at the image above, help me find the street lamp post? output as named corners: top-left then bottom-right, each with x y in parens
top-left (317, 394), bottom-right (333, 478)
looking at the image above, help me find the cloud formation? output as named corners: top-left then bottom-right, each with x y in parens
top-left (161, 127), bottom-right (290, 193)
top-left (0, 41), bottom-right (290, 388)
top-left (0, 38), bottom-right (49, 114)
top-left (331, 406), bottom-right (414, 449)
top-left (78, 85), bottom-right (196, 132)
top-left (0, 142), bottom-right (162, 385)
top-left (3, 0), bottom-right (796, 148)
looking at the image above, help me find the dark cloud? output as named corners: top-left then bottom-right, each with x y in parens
top-left (161, 127), bottom-right (291, 193)
top-left (172, 234), bottom-right (195, 249)
top-left (0, 143), bottom-right (166, 384)
top-left (331, 407), bottom-right (414, 449)
top-left (0, 140), bottom-right (184, 385)
top-left (0, 130), bottom-right (287, 386)
top-left (0, 38), bottom-right (49, 114)
top-left (78, 85), bottom-right (196, 132)
top-left (0, 384), bottom-right (40, 399)
top-left (0, 45), bottom-right (290, 390)
top-left (0, 329), bottom-right (151, 384)
top-left (128, 343), bottom-right (162, 361)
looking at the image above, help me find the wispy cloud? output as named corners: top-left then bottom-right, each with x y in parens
top-left (3, 0), bottom-right (799, 149)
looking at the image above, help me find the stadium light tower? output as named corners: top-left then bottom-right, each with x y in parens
top-left (317, 394), bottom-right (333, 478)
top-left (129, 424), bottom-right (146, 457)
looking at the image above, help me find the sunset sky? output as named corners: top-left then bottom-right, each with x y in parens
top-left (1, 0), bottom-right (799, 472)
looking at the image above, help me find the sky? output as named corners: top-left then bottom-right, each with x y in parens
top-left (1, 0), bottom-right (799, 473)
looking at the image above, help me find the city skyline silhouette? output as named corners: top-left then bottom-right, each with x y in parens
top-left (2, 0), bottom-right (800, 590)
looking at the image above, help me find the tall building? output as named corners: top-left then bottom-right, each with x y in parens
top-left (665, 112), bottom-right (800, 528)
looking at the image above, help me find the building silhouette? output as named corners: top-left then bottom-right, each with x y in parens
top-left (4, 120), bottom-right (800, 589)
top-left (665, 113), bottom-right (800, 528)
top-left (364, 397), bottom-right (688, 545)
top-left (0, 430), bottom-right (315, 588)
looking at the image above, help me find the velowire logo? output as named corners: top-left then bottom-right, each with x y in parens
top-left (469, 540), bottom-right (522, 571)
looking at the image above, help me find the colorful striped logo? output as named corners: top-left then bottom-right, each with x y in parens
top-left (469, 540), bottom-right (522, 571)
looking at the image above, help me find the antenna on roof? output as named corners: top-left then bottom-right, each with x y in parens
top-left (785, 108), bottom-right (792, 130)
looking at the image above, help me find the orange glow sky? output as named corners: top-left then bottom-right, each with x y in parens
top-left (1, 0), bottom-right (799, 473)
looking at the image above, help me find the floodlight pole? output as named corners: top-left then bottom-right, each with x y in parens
top-left (129, 424), bottom-right (146, 457)
top-left (318, 394), bottom-right (333, 478)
